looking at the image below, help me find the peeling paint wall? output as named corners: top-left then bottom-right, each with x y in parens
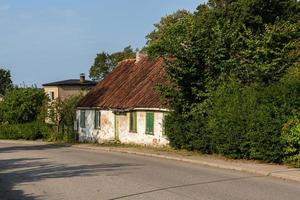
top-left (76, 110), bottom-right (115, 142)
top-left (76, 109), bottom-right (169, 146)
top-left (117, 112), bottom-right (168, 145)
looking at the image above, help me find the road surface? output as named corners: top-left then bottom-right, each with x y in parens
top-left (1, 141), bottom-right (300, 200)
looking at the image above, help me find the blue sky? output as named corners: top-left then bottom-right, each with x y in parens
top-left (0, 0), bottom-right (205, 86)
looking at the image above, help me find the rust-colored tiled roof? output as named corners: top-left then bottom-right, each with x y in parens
top-left (77, 57), bottom-right (167, 109)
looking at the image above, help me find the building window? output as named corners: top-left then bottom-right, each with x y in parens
top-left (129, 112), bottom-right (137, 133)
top-left (94, 110), bottom-right (101, 129)
top-left (146, 112), bottom-right (154, 135)
top-left (80, 110), bottom-right (86, 128)
top-left (162, 113), bottom-right (166, 136)
top-left (48, 91), bottom-right (55, 101)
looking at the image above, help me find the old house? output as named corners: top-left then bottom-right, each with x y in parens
top-left (43, 73), bottom-right (97, 101)
top-left (76, 54), bottom-right (169, 146)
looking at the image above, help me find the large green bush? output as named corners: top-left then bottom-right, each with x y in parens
top-left (149, 0), bottom-right (299, 164)
top-left (0, 87), bottom-right (46, 124)
top-left (165, 106), bottom-right (213, 154)
top-left (165, 67), bottom-right (299, 163)
top-left (282, 118), bottom-right (300, 167)
top-left (0, 122), bottom-right (49, 140)
top-left (45, 94), bottom-right (82, 142)
top-left (207, 80), bottom-right (288, 162)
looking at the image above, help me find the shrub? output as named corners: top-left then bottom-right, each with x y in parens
top-left (47, 128), bottom-right (78, 143)
top-left (206, 76), bottom-right (298, 162)
top-left (165, 103), bottom-right (214, 154)
top-left (0, 122), bottom-right (49, 140)
top-left (165, 69), bottom-right (299, 163)
top-left (45, 94), bottom-right (82, 143)
top-left (0, 87), bottom-right (46, 124)
top-left (282, 118), bottom-right (300, 167)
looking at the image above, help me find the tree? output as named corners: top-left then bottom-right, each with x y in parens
top-left (0, 87), bottom-right (46, 124)
top-left (147, 0), bottom-right (300, 106)
top-left (89, 52), bottom-right (112, 81)
top-left (45, 94), bottom-right (83, 142)
top-left (0, 68), bottom-right (13, 96)
top-left (146, 10), bottom-right (191, 48)
top-left (146, 0), bottom-right (300, 162)
top-left (89, 46), bottom-right (136, 80)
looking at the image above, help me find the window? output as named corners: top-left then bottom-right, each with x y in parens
top-left (146, 112), bottom-right (154, 135)
top-left (48, 91), bottom-right (55, 101)
top-left (129, 112), bottom-right (137, 132)
top-left (94, 110), bottom-right (101, 129)
top-left (80, 110), bottom-right (86, 128)
top-left (162, 113), bottom-right (166, 136)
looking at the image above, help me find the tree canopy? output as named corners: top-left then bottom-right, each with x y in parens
top-left (89, 46), bottom-right (137, 80)
top-left (0, 68), bottom-right (13, 96)
top-left (0, 87), bottom-right (45, 124)
top-left (146, 0), bottom-right (300, 163)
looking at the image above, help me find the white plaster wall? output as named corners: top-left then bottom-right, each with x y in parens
top-left (76, 109), bottom-right (169, 146)
top-left (76, 110), bottom-right (115, 142)
top-left (117, 111), bottom-right (169, 146)
top-left (95, 110), bottom-right (115, 142)
top-left (76, 110), bottom-right (94, 142)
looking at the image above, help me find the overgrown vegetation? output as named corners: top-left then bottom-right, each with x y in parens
top-left (0, 85), bottom-right (49, 140)
top-left (0, 68), bottom-right (13, 96)
top-left (0, 87), bottom-right (45, 123)
top-left (45, 95), bottom-right (83, 142)
top-left (0, 121), bottom-right (49, 140)
top-left (146, 0), bottom-right (300, 166)
top-left (0, 81), bottom-right (81, 142)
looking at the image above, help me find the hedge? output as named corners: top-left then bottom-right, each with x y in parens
top-left (0, 122), bottom-right (49, 140)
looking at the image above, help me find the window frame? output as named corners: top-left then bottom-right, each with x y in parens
top-left (48, 91), bottom-right (55, 101)
top-left (145, 112), bottom-right (154, 135)
top-left (94, 110), bottom-right (101, 129)
top-left (162, 113), bottom-right (166, 136)
top-left (80, 110), bottom-right (86, 128)
top-left (129, 112), bottom-right (137, 133)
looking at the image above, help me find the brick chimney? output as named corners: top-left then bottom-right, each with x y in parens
top-left (80, 73), bottom-right (85, 84)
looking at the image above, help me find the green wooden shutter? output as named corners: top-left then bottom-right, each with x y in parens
top-left (146, 112), bottom-right (154, 135)
top-left (162, 113), bottom-right (166, 136)
top-left (80, 110), bottom-right (85, 128)
top-left (130, 112), bottom-right (133, 132)
top-left (94, 110), bottom-right (101, 129)
top-left (129, 112), bottom-right (137, 132)
top-left (94, 111), bottom-right (97, 129)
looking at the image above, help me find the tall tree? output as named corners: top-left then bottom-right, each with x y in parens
top-left (147, 0), bottom-right (300, 106)
top-left (89, 52), bottom-right (112, 81)
top-left (146, 0), bottom-right (300, 161)
top-left (0, 68), bottom-right (13, 96)
top-left (0, 87), bottom-right (46, 124)
top-left (89, 46), bottom-right (136, 80)
top-left (146, 10), bottom-right (191, 47)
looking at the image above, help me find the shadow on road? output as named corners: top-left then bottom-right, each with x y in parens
top-left (0, 157), bottom-right (142, 200)
top-left (0, 144), bottom-right (70, 153)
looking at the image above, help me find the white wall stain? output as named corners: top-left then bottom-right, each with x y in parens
top-left (76, 109), bottom-right (169, 146)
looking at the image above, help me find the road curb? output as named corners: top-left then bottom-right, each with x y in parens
top-left (71, 145), bottom-right (300, 183)
top-left (1, 140), bottom-right (299, 183)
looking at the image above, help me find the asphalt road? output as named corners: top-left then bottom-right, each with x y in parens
top-left (1, 142), bottom-right (300, 200)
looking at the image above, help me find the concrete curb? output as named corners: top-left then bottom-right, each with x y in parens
top-left (71, 144), bottom-right (300, 183)
top-left (1, 140), bottom-right (299, 183)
